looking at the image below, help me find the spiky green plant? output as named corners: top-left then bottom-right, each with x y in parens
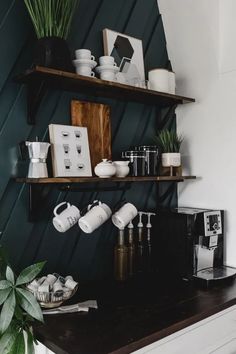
top-left (0, 257), bottom-right (46, 354)
top-left (155, 129), bottom-right (183, 153)
top-left (24, 0), bottom-right (79, 39)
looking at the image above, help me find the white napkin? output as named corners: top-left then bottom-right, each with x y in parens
top-left (42, 300), bottom-right (98, 315)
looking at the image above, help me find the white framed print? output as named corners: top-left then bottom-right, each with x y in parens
top-left (49, 124), bottom-right (92, 177)
top-left (103, 28), bottom-right (145, 85)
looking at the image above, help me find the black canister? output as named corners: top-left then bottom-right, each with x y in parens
top-left (138, 145), bottom-right (159, 176)
top-left (122, 151), bottom-right (146, 176)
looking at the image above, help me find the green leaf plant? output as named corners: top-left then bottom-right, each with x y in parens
top-left (24, 0), bottom-right (79, 39)
top-left (0, 260), bottom-right (46, 354)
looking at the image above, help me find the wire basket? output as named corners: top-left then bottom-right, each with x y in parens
top-left (27, 285), bottom-right (78, 308)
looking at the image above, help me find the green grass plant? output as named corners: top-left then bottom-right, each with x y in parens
top-left (24, 0), bottom-right (79, 39)
top-left (155, 129), bottom-right (183, 153)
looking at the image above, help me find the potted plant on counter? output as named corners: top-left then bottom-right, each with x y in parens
top-left (155, 129), bottom-right (183, 168)
top-left (24, 0), bottom-right (79, 71)
top-left (0, 256), bottom-right (45, 353)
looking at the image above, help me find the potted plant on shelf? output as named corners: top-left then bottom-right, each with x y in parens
top-left (0, 253), bottom-right (45, 353)
top-left (24, 0), bottom-right (79, 72)
top-left (155, 129), bottom-right (183, 169)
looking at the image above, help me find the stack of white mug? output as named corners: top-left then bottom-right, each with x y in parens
top-left (52, 200), bottom-right (138, 234)
top-left (73, 49), bottom-right (97, 77)
top-left (148, 68), bottom-right (176, 94)
top-left (95, 56), bottom-right (119, 82)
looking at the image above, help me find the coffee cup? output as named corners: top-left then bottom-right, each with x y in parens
top-left (148, 68), bottom-right (170, 92)
top-left (53, 202), bottom-right (81, 233)
top-left (75, 66), bottom-right (95, 77)
top-left (78, 201), bottom-right (112, 233)
top-left (99, 56), bottom-right (117, 67)
top-left (112, 203), bottom-right (138, 230)
top-left (75, 49), bottom-right (95, 61)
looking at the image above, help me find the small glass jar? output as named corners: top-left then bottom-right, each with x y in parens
top-left (122, 151), bottom-right (146, 176)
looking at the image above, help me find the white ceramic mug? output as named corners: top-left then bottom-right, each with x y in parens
top-left (75, 49), bottom-right (95, 61)
top-left (78, 201), bottom-right (112, 233)
top-left (53, 202), bottom-right (81, 233)
top-left (75, 66), bottom-right (95, 77)
top-left (99, 56), bottom-right (117, 66)
top-left (112, 203), bottom-right (138, 230)
top-left (148, 69), bottom-right (170, 92)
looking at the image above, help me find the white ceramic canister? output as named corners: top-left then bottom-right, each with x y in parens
top-left (113, 161), bottom-right (130, 177)
top-left (148, 68), bottom-right (170, 93)
top-left (168, 71), bottom-right (176, 94)
top-left (94, 159), bottom-right (116, 178)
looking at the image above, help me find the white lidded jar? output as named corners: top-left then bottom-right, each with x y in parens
top-left (113, 161), bottom-right (130, 177)
top-left (94, 159), bottom-right (116, 178)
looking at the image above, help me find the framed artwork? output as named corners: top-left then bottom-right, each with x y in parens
top-left (103, 28), bottom-right (145, 85)
top-left (49, 124), bottom-right (92, 177)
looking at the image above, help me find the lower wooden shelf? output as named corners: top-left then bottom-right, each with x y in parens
top-left (16, 175), bottom-right (196, 184)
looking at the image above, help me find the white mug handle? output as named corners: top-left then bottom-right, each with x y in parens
top-left (53, 202), bottom-right (70, 216)
top-left (87, 200), bottom-right (100, 211)
top-left (91, 71), bottom-right (95, 77)
top-left (91, 55), bottom-right (95, 61)
top-left (113, 62), bottom-right (117, 67)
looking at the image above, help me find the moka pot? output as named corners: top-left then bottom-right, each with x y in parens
top-left (26, 141), bottom-right (50, 178)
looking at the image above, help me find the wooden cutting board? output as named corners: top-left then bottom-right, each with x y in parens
top-left (71, 100), bottom-right (111, 170)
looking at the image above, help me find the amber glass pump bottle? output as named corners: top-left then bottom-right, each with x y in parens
top-left (114, 228), bottom-right (128, 281)
top-left (127, 221), bottom-right (136, 277)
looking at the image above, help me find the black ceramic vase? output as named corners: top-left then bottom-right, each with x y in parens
top-left (34, 36), bottom-right (74, 72)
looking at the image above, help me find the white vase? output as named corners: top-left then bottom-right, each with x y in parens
top-left (162, 153), bottom-right (181, 167)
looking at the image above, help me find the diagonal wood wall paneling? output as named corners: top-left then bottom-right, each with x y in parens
top-left (0, 0), bottom-right (175, 280)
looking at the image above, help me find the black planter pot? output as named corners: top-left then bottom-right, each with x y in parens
top-left (34, 36), bottom-right (74, 72)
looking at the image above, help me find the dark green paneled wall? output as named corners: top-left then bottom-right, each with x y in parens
top-left (0, 0), bottom-right (173, 281)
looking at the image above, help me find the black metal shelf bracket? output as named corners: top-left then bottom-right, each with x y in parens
top-left (58, 182), bottom-right (132, 192)
top-left (27, 79), bottom-right (47, 124)
top-left (28, 182), bottom-right (132, 221)
top-left (29, 183), bottom-right (51, 222)
top-left (156, 104), bottom-right (177, 131)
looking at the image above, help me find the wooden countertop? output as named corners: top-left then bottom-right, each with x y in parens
top-left (34, 276), bottom-right (236, 354)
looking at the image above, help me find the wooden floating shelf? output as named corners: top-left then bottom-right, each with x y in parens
top-left (16, 176), bottom-right (196, 184)
top-left (15, 67), bottom-right (195, 122)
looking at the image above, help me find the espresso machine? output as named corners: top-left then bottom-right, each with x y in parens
top-left (152, 207), bottom-right (236, 285)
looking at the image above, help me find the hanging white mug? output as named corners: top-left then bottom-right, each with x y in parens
top-left (53, 202), bottom-right (81, 233)
top-left (112, 203), bottom-right (138, 230)
top-left (78, 201), bottom-right (112, 234)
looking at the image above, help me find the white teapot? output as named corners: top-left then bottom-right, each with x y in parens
top-left (94, 159), bottom-right (116, 178)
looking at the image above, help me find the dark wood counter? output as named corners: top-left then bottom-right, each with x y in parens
top-left (34, 277), bottom-right (236, 354)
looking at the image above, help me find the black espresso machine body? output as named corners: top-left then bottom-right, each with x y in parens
top-left (152, 207), bottom-right (236, 285)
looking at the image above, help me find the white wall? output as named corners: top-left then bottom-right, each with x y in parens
top-left (158, 0), bottom-right (236, 267)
